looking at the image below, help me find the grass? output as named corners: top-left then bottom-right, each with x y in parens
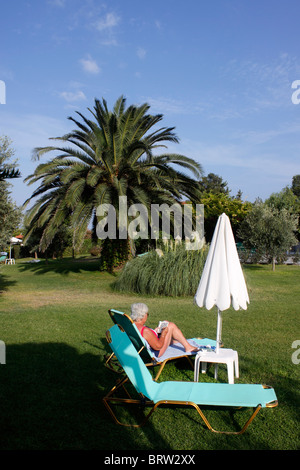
top-left (0, 257), bottom-right (299, 450)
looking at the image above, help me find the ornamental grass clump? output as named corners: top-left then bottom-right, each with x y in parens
top-left (113, 242), bottom-right (209, 296)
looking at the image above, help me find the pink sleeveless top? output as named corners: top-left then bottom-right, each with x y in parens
top-left (141, 326), bottom-right (158, 338)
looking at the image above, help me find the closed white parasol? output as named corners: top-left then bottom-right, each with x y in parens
top-left (194, 213), bottom-right (249, 353)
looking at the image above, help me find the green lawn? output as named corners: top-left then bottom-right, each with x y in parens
top-left (0, 258), bottom-right (299, 450)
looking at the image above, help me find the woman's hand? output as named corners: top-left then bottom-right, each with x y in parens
top-left (160, 327), bottom-right (168, 337)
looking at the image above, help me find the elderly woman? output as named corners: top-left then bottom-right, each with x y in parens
top-left (130, 302), bottom-right (199, 358)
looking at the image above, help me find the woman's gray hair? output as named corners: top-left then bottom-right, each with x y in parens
top-left (130, 303), bottom-right (148, 321)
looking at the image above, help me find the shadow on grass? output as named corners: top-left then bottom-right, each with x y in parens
top-left (0, 342), bottom-right (170, 450)
top-left (242, 264), bottom-right (266, 271)
top-left (0, 340), bottom-right (294, 450)
top-left (0, 271), bottom-right (17, 294)
top-left (17, 257), bottom-right (103, 275)
top-left (241, 354), bottom-right (299, 420)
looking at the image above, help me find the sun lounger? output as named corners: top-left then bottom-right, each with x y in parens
top-left (106, 309), bottom-right (218, 380)
top-left (103, 324), bottom-right (278, 434)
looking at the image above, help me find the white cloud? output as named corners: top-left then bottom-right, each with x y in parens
top-left (90, 11), bottom-right (121, 45)
top-left (143, 96), bottom-right (194, 115)
top-left (59, 90), bottom-right (86, 102)
top-left (219, 53), bottom-right (300, 114)
top-left (176, 137), bottom-right (300, 183)
top-left (79, 55), bottom-right (100, 74)
top-left (94, 12), bottom-right (120, 31)
top-left (0, 112), bottom-right (75, 205)
top-left (48, 0), bottom-right (66, 7)
top-left (137, 47), bottom-right (146, 60)
top-left (232, 120), bottom-right (300, 145)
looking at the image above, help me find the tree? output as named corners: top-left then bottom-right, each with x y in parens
top-left (292, 174), bottom-right (300, 199)
top-left (266, 185), bottom-right (300, 241)
top-left (0, 183), bottom-right (22, 251)
top-left (198, 172), bottom-right (229, 195)
top-left (265, 186), bottom-right (300, 213)
top-left (0, 137), bottom-right (22, 251)
top-left (198, 191), bottom-right (252, 242)
top-left (24, 96), bottom-right (202, 264)
top-left (0, 136), bottom-right (21, 180)
top-left (238, 201), bottom-right (298, 270)
top-left (22, 218), bottom-right (74, 260)
top-left (291, 176), bottom-right (300, 241)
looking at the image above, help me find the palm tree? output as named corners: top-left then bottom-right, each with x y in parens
top-left (24, 96), bottom-right (203, 256)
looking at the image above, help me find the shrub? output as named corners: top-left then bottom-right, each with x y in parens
top-left (113, 243), bottom-right (209, 296)
top-left (90, 245), bottom-right (101, 257)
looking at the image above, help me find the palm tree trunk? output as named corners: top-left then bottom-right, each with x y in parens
top-left (128, 238), bottom-right (136, 258)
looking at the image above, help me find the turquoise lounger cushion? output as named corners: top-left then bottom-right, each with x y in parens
top-left (154, 382), bottom-right (277, 408)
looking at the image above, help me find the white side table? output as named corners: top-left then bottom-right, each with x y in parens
top-left (194, 348), bottom-right (239, 384)
top-left (5, 258), bottom-right (15, 265)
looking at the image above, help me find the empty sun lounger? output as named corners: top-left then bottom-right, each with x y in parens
top-left (106, 309), bottom-right (218, 380)
top-left (103, 324), bottom-right (278, 435)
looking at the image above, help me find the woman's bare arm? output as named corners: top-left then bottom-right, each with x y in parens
top-left (142, 327), bottom-right (168, 351)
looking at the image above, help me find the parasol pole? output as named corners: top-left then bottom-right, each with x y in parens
top-left (216, 309), bottom-right (222, 353)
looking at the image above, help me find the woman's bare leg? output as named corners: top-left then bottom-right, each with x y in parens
top-left (158, 322), bottom-right (198, 357)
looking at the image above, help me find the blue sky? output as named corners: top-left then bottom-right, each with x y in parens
top-left (1, 0), bottom-right (300, 208)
